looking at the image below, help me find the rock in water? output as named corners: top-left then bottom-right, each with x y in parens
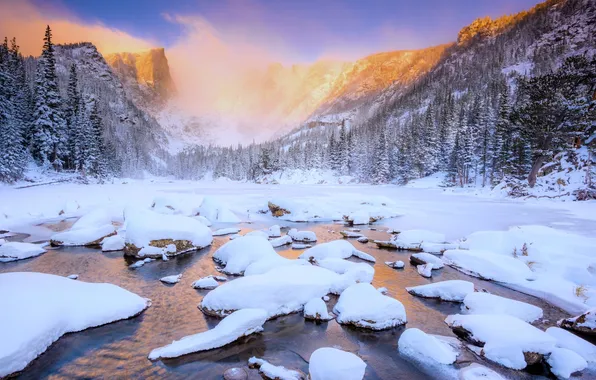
top-left (223, 367), bottom-right (247, 380)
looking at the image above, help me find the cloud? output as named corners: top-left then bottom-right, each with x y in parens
top-left (0, 0), bottom-right (155, 56)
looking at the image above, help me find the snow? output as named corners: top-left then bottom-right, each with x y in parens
top-left (51, 224), bottom-right (115, 246)
top-left (267, 225), bottom-right (281, 238)
top-left (292, 243), bottom-right (312, 249)
top-left (385, 260), bottom-right (405, 269)
top-left (67, 274), bottom-right (78, 280)
top-left (443, 249), bottom-right (535, 283)
top-left (101, 234), bottom-right (125, 252)
top-left (458, 364), bottom-right (505, 380)
top-left (70, 208), bottom-right (112, 230)
top-left (129, 257), bottom-right (154, 268)
top-left (248, 357), bottom-right (304, 380)
top-left (200, 265), bottom-right (344, 318)
top-left (340, 230), bottom-right (364, 238)
top-left (558, 308), bottom-right (596, 336)
top-left (0, 242), bottom-right (46, 262)
top-left (288, 228), bottom-right (317, 242)
top-left (333, 283), bottom-right (407, 330)
top-left (160, 274), bottom-right (182, 284)
top-left (411, 252), bottom-right (444, 268)
top-left (398, 328), bottom-right (458, 365)
top-left (316, 258), bottom-right (374, 283)
top-left (212, 227), bottom-right (241, 236)
top-left (445, 314), bottom-right (556, 369)
top-left (377, 287), bottom-right (388, 294)
top-left (308, 347), bottom-right (366, 380)
top-left (406, 280), bottom-right (475, 302)
top-left (270, 235), bottom-right (293, 247)
top-left (304, 297), bottom-right (333, 321)
top-left (148, 308), bottom-right (267, 360)
top-left (417, 264), bottom-right (433, 278)
top-left (0, 272), bottom-right (149, 378)
top-left (462, 292), bottom-right (543, 323)
top-left (299, 240), bottom-right (375, 263)
top-left (346, 211), bottom-right (370, 225)
top-left (192, 277), bottom-right (219, 289)
top-left (213, 235), bottom-right (280, 275)
top-left (546, 347), bottom-right (587, 379)
top-left (546, 327), bottom-right (596, 363)
top-left (245, 230), bottom-right (270, 238)
top-left (398, 230), bottom-right (446, 244)
top-left (198, 196), bottom-right (241, 223)
top-left (125, 208), bottom-right (213, 254)
top-left (194, 215), bottom-right (212, 227)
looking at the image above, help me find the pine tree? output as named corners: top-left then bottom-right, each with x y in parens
top-left (373, 127), bottom-right (390, 184)
top-left (30, 25), bottom-right (67, 170)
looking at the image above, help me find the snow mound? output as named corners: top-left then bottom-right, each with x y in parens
top-left (309, 347), bottom-right (366, 380)
top-left (0, 242), bottom-right (46, 262)
top-left (148, 308), bottom-right (267, 360)
top-left (288, 228), bottom-right (317, 243)
top-left (316, 258), bottom-right (374, 283)
top-left (443, 249), bottom-right (535, 283)
top-left (399, 230), bottom-right (446, 244)
top-left (244, 255), bottom-right (309, 276)
top-left (417, 264), bottom-right (433, 278)
top-left (213, 235), bottom-right (279, 275)
top-left (398, 328), bottom-right (458, 364)
top-left (345, 211), bottom-right (371, 225)
top-left (194, 215), bottom-right (212, 227)
top-left (334, 283), bottom-right (407, 330)
top-left (292, 243), bottom-right (312, 249)
top-left (200, 265), bottom-right (343, 318)
top-left (463, 292), bottom-right (543, 323)
top-left (459, 363), bottom-right (505, 380)
top-left (385, 260), bottom-right (405, 269)
top-left (213, 228), bottom-right (241, 236)
top-left (410, 252), bottom-right (444, 268)
top-left (546, 327), bottom-right (596, 363)
top-left (129, 257), bottom-right (154, 268)
top-left (299, 240), bottom-right (375, 263)
top-left (101, 234), bottom-right (125, 252)
top-left (445, 314), bottom-right (556, 369)
top-left (248, 357), bottom-right (305, 380)
top-left (270, 235), bottom-right (293, 248)
top-left (0, 272), bottom-right (149, 378)
top-left (124, 208), bottom-right (213, 257)
top-left (51, 224), bottom-right (116, 247)
top-left (192, 277), bottom-right (219, 289)
top-left (546, 347), bottom-right (587, 379)
top-left (304, 297), bottom-right (333, 321)
top-left (160, 274), bottom-right (182, 284)
top-left (198, 197), bottom-right (241, 223)
top-left (266, 225), bottom-right (281, 238)
top-left (406, 280), bottom-right (474, 302)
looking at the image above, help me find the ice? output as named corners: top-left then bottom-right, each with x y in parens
top-left (462, 292), bottom-right (543, 322)
top-left (198, 196), bottom-right (241, 223)
top-left (443, 249), bottom-right (535, 283)
top-left (398, 328), bottom-right (459, 364)
top-left (299, 240), bottom-right (375, 263)
top-left (213, 227), bottom-right (241, 236)
top-left (385, 260), bottom-right (405, 269)
top-left (270, 235), bottom-right (293, 247)
top-left (333, 283), bottom-right (407, 330)
top-left (213, 235), bottom-right (280, 275)
top-left (160, 274), bottom-right (182, 284)
top-left (248, 357), bottom-right (305, 380)
top-left (124, 208), bottom-right (213, 256)
top-left (0, 272), bottom-right (149, 378)
top-left (200, 265), bottom-right (343, 318)
top-left (0, 242), bottom-right (46, 262)
top-left (406, 280), bottom-right (475, 302)
top-left (304, 297), bottom-right (333, 321)
top-left (417, 264), bottom-right (433, 278)
top-left (192, 277), bottom-right (219, 289)
top-left (309, 347), bottom-right (366, 380)
top-left (458, 364), bottom-right (505, 380)
top-left (410, 252), bottom-right (444, 268)
top-left (148, 309), bottom-right (267, 360)
top-left (546, 327), bottom-right (596, 363)
top-left (445, 314), bottom-right (556, 369)
top-left (546, 347), bottom-right (587, 379)
top-left (101, 234), bottom-right (125, 252)
top-left (288, 228), bottom-right (317, 243)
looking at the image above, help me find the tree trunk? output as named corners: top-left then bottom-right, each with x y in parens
top-left (527, 156), bottom-right (546, 188)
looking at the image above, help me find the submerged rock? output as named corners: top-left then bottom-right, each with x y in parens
top-left (223, 367), bottom-right (247, 380)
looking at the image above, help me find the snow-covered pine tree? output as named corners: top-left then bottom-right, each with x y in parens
top-left (373, 126), bottom-right (390, 184)
top-left (30, 25), bottom-right (67, 170)
top-left (87, 99), bottom-right (108, 179)
top-left (65, 63), bottom-right (80, 170)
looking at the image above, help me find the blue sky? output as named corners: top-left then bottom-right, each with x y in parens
top-left (32, 0), bottom-right (542, 61)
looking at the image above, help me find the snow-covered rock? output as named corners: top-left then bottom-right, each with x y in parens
top-left (546, 347), bottom-right (587, 379)
top-left (213, 235), bottom-right (279, 275)
top-left (299, 240), bottom-right (375, 263)
top-left (463, 292), bottom-right (543, 323)
top-left (160, 274), bottom-right (182, 284)
top-left (356, 236), bottom-right (369, 244)
top-left (70, 208), bottom-right (112, 230)
top-left (410, 252), bottom-right (444, 268)
top-left (288, 228), bottom-right (317, 243)
top-left (458, 364), bottom-right (505, 380)
top-left (398, 328), bottom-right (459, 365)
top-left (334, 283), bottom-right (407, 330)
top-left (340, 230), bottom-right (364, 238)
top-left (304, 297), bottom-right (333, 321)
top-left (406, 280), bottom-right (475, 302)
top-left (192, 277), bottom-right (219, 289)
top-left (194, 215), bottom-right (212, 227)
top-left (129, 257), bottom-right (154, 268)
top-left (248, 357), bottom-right (305, 380)
top-left (267, 225), bottom-right (281, 238)
top-left (292, 243), bottom-right (312, 249)
top-left (445, 314), bottom-right (556, 369)
top-left (51, 224), bottom-right (116, 247)
top-left (558, 308), bottom-right (596, 336)
top-left (0, 272), bottom-right (149, 378)
top-left (443, 249), bottom-right (535, 282)
top-left (385, 260), bottom-right (405, 269)
top-left (148, 308), bottom-right (267, 360)
top-left (316, 258), bottom-right (374, 283)
top-left (0, 242), bottom-right (46, 262)
top-left (101, 234), bottom-right (125, 252)
top-left (198, 197), bottom-right (241, 223)
top-left (67, 274), bottom-right (79, 280)
top-left (213, 228), bottom-right (241, 236)
top-left (345, 211), bottom-right (371, 225)
top-left (270, 235), bottom-right (293, 248)
top-left (124, 208), bottom-right (213, 257)
top-left (309, 347), bottom-right (366, 380)
top-left (200, 265), bottom-right (343, 318)
top-left (546, 327), bottom-right (596, 363)
top-left (244, 256), bottom-right (309, 276)
top-left (417, 264), bottom-right (433, 278)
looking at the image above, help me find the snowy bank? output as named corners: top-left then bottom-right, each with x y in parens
top-left (0, 242), bottom-right (47, 262)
